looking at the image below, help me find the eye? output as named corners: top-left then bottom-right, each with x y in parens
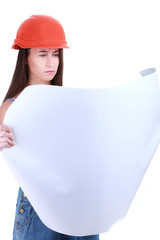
top-left (39, 54), bottom-right (46, 57)
top-left (53, 52), bottom-right (59, 57)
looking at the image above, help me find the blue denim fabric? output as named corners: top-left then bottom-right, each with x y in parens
top-left (13, 188), bottom-right (100, 240)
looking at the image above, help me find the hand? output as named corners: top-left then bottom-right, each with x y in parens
top-left (0, 124), bottom-right (15, 151)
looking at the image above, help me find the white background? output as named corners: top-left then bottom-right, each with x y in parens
top-left (0, 0), bottom-right (160, 239)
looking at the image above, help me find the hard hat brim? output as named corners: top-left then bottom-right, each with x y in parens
top-left (12, 41), bottom-right (69, 50)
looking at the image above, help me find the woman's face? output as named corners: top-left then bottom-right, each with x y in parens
top-left (27, 48), bottom-right (60, 85)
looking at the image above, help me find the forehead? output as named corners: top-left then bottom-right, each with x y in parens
top-left (31, 48), bottom-right (59, 53)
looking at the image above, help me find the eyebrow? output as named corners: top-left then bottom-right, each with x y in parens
top-left (38, 50), bottom-right (48, 53)
top-left (38, 49), bottom-right (59, 53)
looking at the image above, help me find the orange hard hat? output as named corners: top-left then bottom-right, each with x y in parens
top-left (12, 15), bottom-right (69, 49)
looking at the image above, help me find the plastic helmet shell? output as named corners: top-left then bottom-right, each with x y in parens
top-left (12, 15), bottom-right (69, 49)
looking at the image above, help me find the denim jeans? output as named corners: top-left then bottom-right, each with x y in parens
top-left (13, 188), bottom-right (100, 240)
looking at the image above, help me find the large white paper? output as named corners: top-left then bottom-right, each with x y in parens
top-left (1, 68), bottom-right (160, 236)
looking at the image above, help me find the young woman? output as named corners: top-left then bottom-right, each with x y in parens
top-left (0, 15), bottom-right (99, 240)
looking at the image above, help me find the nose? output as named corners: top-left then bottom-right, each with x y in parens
top-left (46, 56), bottom-right (54, 67)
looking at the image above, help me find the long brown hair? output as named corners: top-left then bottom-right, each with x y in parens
top-left (2, 48), bottom-right (63, 103)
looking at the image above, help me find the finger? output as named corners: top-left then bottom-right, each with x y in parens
top-left (2, 139), bottom-right (15, 147)
top-left (0, 132), bottom-right (14, 141)
top-left (6, 132), bottom-right (14, 141)
top-left (0, 124), bottom-right (12, 133)
top-left (0, 141), bottom-right (14, 149)
top-left (0, 136), bottom-right (15, 145)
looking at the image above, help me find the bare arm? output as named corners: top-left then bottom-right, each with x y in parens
top-left (0, 100), bottom-right (13, 124)
top-left (0, 100), bottom-right (15, 151)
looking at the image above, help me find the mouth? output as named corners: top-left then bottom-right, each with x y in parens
top-left (44, 71), bottom-right (55, 74)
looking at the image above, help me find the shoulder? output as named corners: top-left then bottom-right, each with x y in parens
top-left (0, 100), bottom-right (14, 124)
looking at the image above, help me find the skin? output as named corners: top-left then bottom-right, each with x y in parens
top-left (0, 48), bottom-right (60, 151)
top-left (26, 48), bottom-right (59, 86)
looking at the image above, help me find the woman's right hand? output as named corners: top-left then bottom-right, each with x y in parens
top-left (0, 124), bottom-right (15, 151)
